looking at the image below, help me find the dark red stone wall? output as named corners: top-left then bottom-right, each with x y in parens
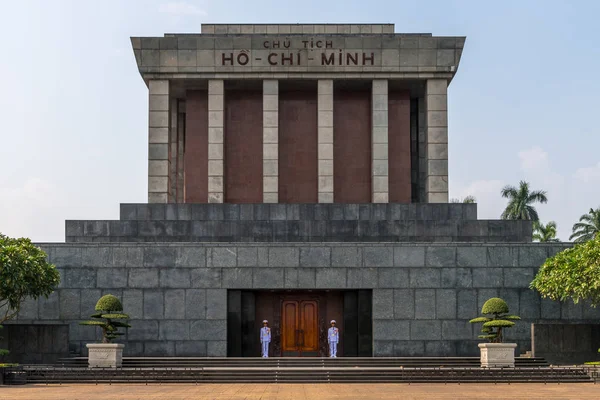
top-left (184, 91), bottom-right (208, 203)
top-left (224, 90), bottom-right (263, 203)
top-left (333, 89), bottom-right (371, 203)
top-left (278, 90), bottom-right (318, 203)
top-left (388, 90), bottom-right (412, 203)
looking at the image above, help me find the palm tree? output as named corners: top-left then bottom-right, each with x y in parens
top-left (450, 195), bottom-right (476, 204)
top-left (532, 221), bottom-right (560, 242)
top-left (569, 208), bottom-right (600, 243)
top-left (500, 180), bottom-right (547, 221)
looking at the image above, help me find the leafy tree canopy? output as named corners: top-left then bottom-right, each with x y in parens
top-left (0, 234), bottom-right (60, 325)
top-left (530, 235), bottom-right (600, 306)
top-left (570, 207), bottom-right (600, 243)
top-left (533, 221), bottom-right (560, 243)
top-left (450, 195), bottom-right (476, 204)
top-left (500, 180), bottom-right (547, 221)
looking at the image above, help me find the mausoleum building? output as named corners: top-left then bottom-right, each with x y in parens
top-left (4, 24), bottom-right (596, 363)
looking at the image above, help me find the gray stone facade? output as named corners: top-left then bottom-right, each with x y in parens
top-left (11, 240), bottom-right (595, 357)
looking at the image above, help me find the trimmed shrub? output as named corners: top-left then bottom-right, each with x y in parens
top-left (80, 294), bottom-right (130, 343)
top-left (469, 297), bottom-right (521, 343)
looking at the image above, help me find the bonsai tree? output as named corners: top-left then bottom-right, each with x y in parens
top-left (469, 298), bottom-right (521, 343)
top-left (80, 294), bottom-right (130, 343)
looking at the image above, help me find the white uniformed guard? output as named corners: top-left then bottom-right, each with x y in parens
top-left (328, 320), bottom-right (339, 358)
top-left (260, 320), bottom-right (271, 358)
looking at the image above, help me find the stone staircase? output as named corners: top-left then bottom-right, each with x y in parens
top-left (17, 357), bottom-right (593, 384)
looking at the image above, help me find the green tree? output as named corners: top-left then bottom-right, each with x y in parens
top-left (0, 233), bottom-right (60, 356)
top-left (533, 221), bottom-right (560, 242)
top-left (450, 195), bottom-right (476, 204)
top-left (570, 207), bottom-right (600, 243)
top-left (530, 234), bottom-right (600, 306)
top-left (450, 195), bottom-right (477, 204)
top-left (469, 298), bottom-right (521, 343)
top-left (80, 294), bottom-right (131, 343)
top-left (500, 180), bottom-right (548, 221)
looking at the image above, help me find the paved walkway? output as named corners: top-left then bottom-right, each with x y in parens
top-left (1, 383), bottom-right (600, 399)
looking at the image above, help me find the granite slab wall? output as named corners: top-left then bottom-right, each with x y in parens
top-left (0, 324), bottom-right (70, 364)
top-left (64, 203), bottom-right (533, 243)
top-left (533, 323), bottom-right (600, 365)
top-left (8, 242), bottom-right (597, 359)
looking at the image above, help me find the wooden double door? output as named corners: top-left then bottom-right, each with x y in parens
top-left (281, 300), bottom-right (319, 357)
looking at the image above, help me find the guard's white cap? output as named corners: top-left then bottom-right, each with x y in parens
top-left (330, 320), bottom-right (336, 324)
top-left (262, 320), bottom-right (268, 323)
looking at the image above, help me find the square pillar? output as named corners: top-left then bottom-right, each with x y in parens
top-left (372, 80), bottom-right (389, 203)
top-left (148, 80), bottom-right (170, 203)
top-left (425, 79), bottom-right (449, 203)
top-left (208, 80), bottom-right (224, 203)
top-left (318, 80), bottom-right (334, 203)
top-left (263, 80), bottom-right (278, 203)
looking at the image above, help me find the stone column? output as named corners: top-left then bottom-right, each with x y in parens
top-left (208, 80), bottom-right (224, 203)
top-left (425, 79), bottom-right (449, 203)
top-left (372, 80), bottom-right (389, 203)
top-left (318, 80), bottom-right (334, 203)
top-left (148, 80), bottom-right (170, 203)
top-left (263, 80), bottom-right (278, 203)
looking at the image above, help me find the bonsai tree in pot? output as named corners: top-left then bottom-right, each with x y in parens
top-left (80, 294), bottom-right (130, 368)
top-left (469, 297), bottom-right (521, 367)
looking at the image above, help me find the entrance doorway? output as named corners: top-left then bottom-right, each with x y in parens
top-left (227, 289), bottom-right (372, 357)
top-left (281, 299), bottom-right (318, 356)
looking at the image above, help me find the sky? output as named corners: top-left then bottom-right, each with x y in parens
top-left (0, 0), bottom-right (598, 243)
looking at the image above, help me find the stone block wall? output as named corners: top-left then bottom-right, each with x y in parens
top-left (533, 323), bottom-right (600, 365)
top-left (9, 242), bottom-right (596, 358)
top-left (64, 203), bottom-right (533, 243)
top-left (0, 324), bottom-right (70, 364)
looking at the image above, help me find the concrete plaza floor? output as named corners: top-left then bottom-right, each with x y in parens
top-left (1, 383), bottom-right (600, 399)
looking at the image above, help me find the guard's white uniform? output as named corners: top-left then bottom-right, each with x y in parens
top-left (328, 320), bottom-right (339, 358)
top-left (260, 321), bottom-right (271, 358)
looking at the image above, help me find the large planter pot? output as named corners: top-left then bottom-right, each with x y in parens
top-left (478, 343), bottom-right (517, 368)
top-left (86, 343), bottom-right (124, 368)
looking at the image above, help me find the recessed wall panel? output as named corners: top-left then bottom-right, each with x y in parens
top-left (333, 89), bottom-right (371, 203)
top-left (224, 90), bottom-right (263, 203)
top-left (278, 90), bottom-right (318, 203)
top-left (184, 91), bottom-right (208, 203)
top-left (389, 90), bottom-right (412, 203)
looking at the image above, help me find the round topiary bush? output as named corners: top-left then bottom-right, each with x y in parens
top-left (470, 297), bottom-right (520, 343)
top-left (481, 297), bottom-right (509, 315)
top-left (80, 294), bottom-right (130, 343)
top-left (95, 294), bottom-right (123, 312)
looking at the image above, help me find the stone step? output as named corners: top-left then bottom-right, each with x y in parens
top-left (20, 365), bottom-right (591, 384)
top-left (54, 356), bottom-right (550, 368)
